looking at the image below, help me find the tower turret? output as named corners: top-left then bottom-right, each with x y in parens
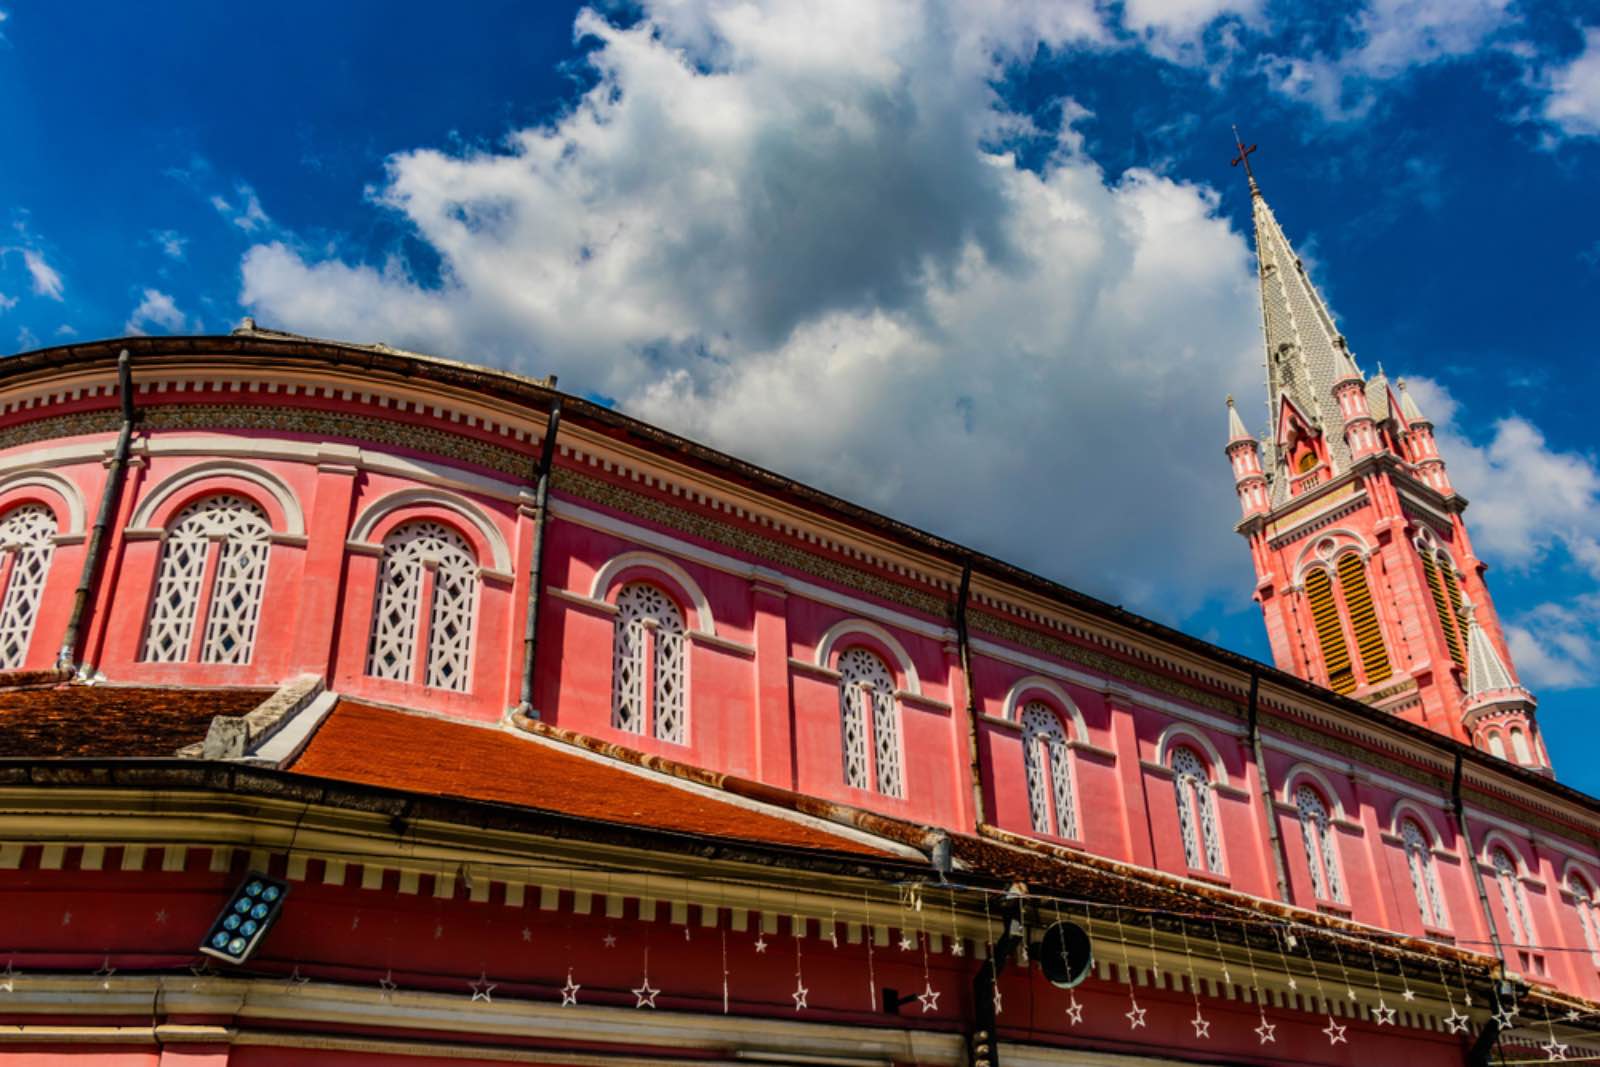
top-left (1220, 137), bottom-right (1544, 766)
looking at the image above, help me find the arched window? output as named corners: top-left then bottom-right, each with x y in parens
top-left (1170, 746), bottom-right (1223, 873)
top-left (0, 504), bottom-right (56, 669)
top-left (143, 495), bottom-right (271, 665)
top-left (1510, 727), bottom-right (1533, 765)
top-left (1569, 874), bottom-right (1600, 965)
top-left (1418, 543), bottom-right (1466, 668)
top-left (1020, 701), bottom-right (1076, 839)
top-left (1336, 552), bottom-right (1391, 684)
top-left (1491, 848), bottom-right (1534, 946)
top-left (1488, 731), bottom-right (1507, 759)
top-left (837, 647), bottom-right (902, 798)
top-left (1296, 785), bottom-right (1344, 902)
top-left (611, 582), bottom-right (687, 744)
top-left (365, 521), bottom-right (477, 691)
top-left (1401, 819), bottom-right (1447, 928)
top-left (1304, 568), bottom-right (1355, 694)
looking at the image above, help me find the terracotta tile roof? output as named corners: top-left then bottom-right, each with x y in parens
top-left (0, 684), bottom-right (270, 758)
top-left (290, 701), bottom-right (893, 857)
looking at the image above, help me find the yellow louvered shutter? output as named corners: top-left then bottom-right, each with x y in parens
top-left (1337, 552), bottom-right (1391, 685)
top-left (1438, 562), bottom-right (1470, 643)
top-left (1305, 568), bottom-right (1355, 694)
top-left (1420, 552), bottom-right (1465, 667)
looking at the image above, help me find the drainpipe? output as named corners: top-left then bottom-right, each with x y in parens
top-left (1452, 752), bottom-right (1507, 966)
top-left (968, 897), bottom-right (1022, 1067)
top-left (59, 349), bottom-right (136, 673)
top-left (515, 394), bottom-right (562, 718)
top-left (1247, 670), bottom-right (1293, 903)
top-left (955, 560), bottom-right (987, 830)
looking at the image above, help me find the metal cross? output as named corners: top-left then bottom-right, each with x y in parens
top-left (1231, 125), bottom-right (1258, 183)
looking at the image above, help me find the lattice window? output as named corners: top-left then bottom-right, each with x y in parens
top-left (1171, 747), bottom-right (1223, 873)
top-left (1295, 785), bottom-right (1344, 902)
top-left (1570, 876), bottom-right (1600, 964)
top-left (0, 505), bottom-right (56, 669)
top-left (1304, 568), bottom-right (1355, 694)
top-left (365, 522), bottom-right (477, 691)
top-left (837, 647), bottom-right (902, 798)
top-left (610, 582), bottom-right (687, 743)
top-left (143, 495), bottom-right (271, 664)
top-left (1336, 552), bottom-right (1391, 685)
top-left (1020, 701), bottom-right (1076, 839)
top-left (1492, 849), bottom-right (1534, 946)
top-left (1401, 820), bottom-right (1447, 928)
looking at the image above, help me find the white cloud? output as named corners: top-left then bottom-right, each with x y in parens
top-left (1541, 26), bottom-right (1600, 139)
top-left (0, 292), bottom-right (15, 312)
top-left (124, 288), bottom-right (190, 335)
top-left (1120, 0), bottom-right (1263, 66)
top-left (152, 229), bottom-right (188, 260)
top-left (241, 0), bottom-right (1263, 619)
top-left (212, 185), bottom-right (271, 232)
top-left (21, 249), bottom-right (62, 300)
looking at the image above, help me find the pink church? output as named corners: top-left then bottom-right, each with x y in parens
top-left (0, 175), bottom-right (1595, 1067)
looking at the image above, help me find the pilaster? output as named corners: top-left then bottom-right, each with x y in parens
top-left (750, 574), bottom-right (794, 790)
top-left (289, 446), bottom-right (362, 678)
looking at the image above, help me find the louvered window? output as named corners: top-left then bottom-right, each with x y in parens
top-left (1305, 569), bottom-right (1354, 693)
top-left (143, 495), bottom-right (271, 665)
top-left (1570, 876), bottom-right (1600, 964)
top-left (1401, 820), bottom-right (1447, 928)
top-left (1171, 747), bottom-right (1223, 873)
top-left (1020, 701), bottom-right (1076, 839)
top-left (1336, 552), bottom-right (1391, 684)
top-left (1420, 550), bottom-right (1465, 668)
top-left (365, 522), bottom-right (477, 691)
top-left (1491, 849), bottom-right (1533, 946)
top-left (610, 583), bottom-right (687, 744)
top-left (0, 505), bottom-right (56, 669)
top-left (837, 647), bottom-right (902, 798)
top-left (1296, 785), bottom-right (1344, 902)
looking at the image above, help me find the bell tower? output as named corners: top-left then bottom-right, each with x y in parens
top-left (1221, 137), bottom-right (1550, 773)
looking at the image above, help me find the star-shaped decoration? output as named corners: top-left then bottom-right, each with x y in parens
top-left (1347, 987), bottom-right (1358, 1002)
top-left (561, 971), bottom-right (580, 1006)
top-left (1542, 1038), bottom-right (1570, 1061)
top-left (1125, 1000), bottom-right (1147, 1030)
top-left (1255, 1015), bottom-right (1278, 1044)
top-left (1287, 976), bottom-right (1298, 990)
top-left (899, 933), bottom-right (917, 951)
top-left (633, 978), bottom-right (660, 1009)
top-left (792, 980), bottom-right (809, 1011)
top-left (1191, 1010), bottom-right (1211, 1038)
top-left (753, 935), bottom-right (768, 954)
top-left (154, 909), bottom-right (169, 925)
top-left (993, 987), bottom-right (1003, 1015)
top-left (351, 915), bottom-right (360, 931)
top-left (470, 972), bottom-right (496, 1003)
top-left (951, 939), bottom-right (964, 957)
top-left (521, 927), bottom-right (532, 943)
top-left (602, 932), bottom-right (618, 948)
top-left (1402, 988), bottom-right (1417, 1002)
top-left (683, 927), bottom-right (692, 942)
top-left (0, 961), bottom-right (18, 993)
top-left (917, 981), bottom-right (940, 1013)
top-left (1221, 967), bottom-right (1232, 985)
top-left (1444, 1007), bottom-right (1470, 1034)
top-left (1065, 994), bottom-right (1084, 1025)
top-left (1564, 1008), bottom-right (1583, 1022)
top-left (1373, 998), bottom-right (1397, 1026)
top-left (283, 966), bottom-right (309, 992)
top-left (1323, 1016), bottom-right (1348, 1045)
top-left (433, 923), bottom-right (444, 940)
top-left (1493, 1003), bottom-right (1519, 1029)
top-left (829, 929), bottom-right (839, 949)
top-left (379, 970), bottom-right (398, 998)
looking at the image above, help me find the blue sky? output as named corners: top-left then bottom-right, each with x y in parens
top-left (4, 1), bottom-right (1600, 786)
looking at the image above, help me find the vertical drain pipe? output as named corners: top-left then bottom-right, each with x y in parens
top-left (1453, 752), bottom-right (1507, 966)
top-left (955, 560), bottom-right (988, 829)
top-left (1246, 670), bottom-right (1293, 903)
top-left (59, 349), bottom-right (136, 673)
top-left (515, 393), bottom-right (562, 717)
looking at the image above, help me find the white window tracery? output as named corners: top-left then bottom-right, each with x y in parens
top-left (1296, 785), bottom-right (1345, 902)
top-left (0, 504), bottom-right (55, 669)
top-left (365, 521), bottom-right (477, 691)
top-left (143, 495), bottom-right (271, 665)
top-left (1491, 848), bottom-right (1534, 946)
top-left (837, 647), bottom-right (902, 798)
top-left (1401, 820), bottom-right (1447, 928)
top-left (1020, 701), bottom-right (1076, 839)
top-left (1570, 876), bottom-right (1600, 964)
top-left (1171, 747), bottom-right (1223, 873)
top-left (610, 582), bottom-right (687, 744)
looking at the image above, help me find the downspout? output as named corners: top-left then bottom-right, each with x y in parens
top-left (59, 349), bottom-right (136, 673)
top-left (1247, 670), bottom-right (1293, 903)
top-left (955, 560), bottom-right (987, 830)
top-left (1452, 752), bottom-right (1507, 966)
top-left (515, 393), bottom-right (562, 717)
top-left (968, 898), bottom-right (1022, 1067)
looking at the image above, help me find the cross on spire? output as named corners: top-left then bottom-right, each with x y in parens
top-left (1231, 125), bottom-right (1260, 194)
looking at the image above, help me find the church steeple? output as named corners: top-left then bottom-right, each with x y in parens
top-left (1220, 142), bottom-right (1547, 770)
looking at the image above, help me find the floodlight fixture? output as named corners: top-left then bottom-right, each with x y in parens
top-left (198, 871), bottom-right (290, 964)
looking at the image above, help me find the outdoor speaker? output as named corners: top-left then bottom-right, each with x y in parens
top-left (1036, 920), bottom-right (1094, 989)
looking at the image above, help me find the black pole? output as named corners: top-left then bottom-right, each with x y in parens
top-left (516, 395), bottom-right (562, 715)
top-left (955, 560), bottom-right (987, 829)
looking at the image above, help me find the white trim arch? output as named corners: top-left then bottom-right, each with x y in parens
top-left (1280, 763), bottom-right (1348, 821)
top-left (1562, 861), bottom-right (1600, 896)
top-left (0, 470), bottom-right (85, 538)
top-left (130, 460), bottom-right (305, 537)
top-left (1480, 830), bottom-right (1534, 877)
top-left (1291, 528), bottom-right (1374, 587)
top-left (348, 487), bottom-right (512, 576)
top-left (815, 618), bottom-right (921, 696)
top-left (590, 550), bottom-right (716, 636)
top-left (1153, 723), bottom-right (1230, 788)
top-left (1002, 676), bottom-right (1087, 740)
top-left (1389, 798), bottom-right (1447, 848)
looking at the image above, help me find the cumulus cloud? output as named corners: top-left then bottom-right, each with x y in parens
top-left (151, 229), bottom-right (188, 260)
top-left (1540, 26), bottom-right (1600, 139)
top-left (124, 288), bottom-right (191, 335)
top-left (240, 0), bottom-right (1264, 620)
top-left (21, 249), bottom-right (62, 299)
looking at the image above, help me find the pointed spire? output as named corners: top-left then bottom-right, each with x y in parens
top-left (1462, 596), bottom-right (1518, 697)
top-left (1398, 379), bottom-right (1428, 425)
top-left (1227, 395), bottom-right (1251, 442)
